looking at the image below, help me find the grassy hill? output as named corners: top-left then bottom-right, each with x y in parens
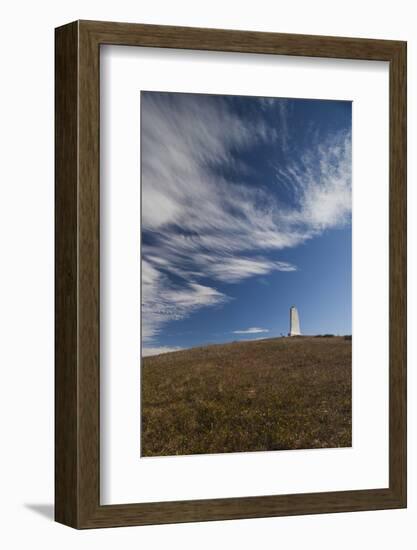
top-left (141, 336), bottom-right (352, 457)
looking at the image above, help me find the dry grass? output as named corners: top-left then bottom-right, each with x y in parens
top-left (141, 336), bottom-right (352, 457)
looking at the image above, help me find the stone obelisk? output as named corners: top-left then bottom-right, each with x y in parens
top-left (289, 306), bottom-right (301, 336)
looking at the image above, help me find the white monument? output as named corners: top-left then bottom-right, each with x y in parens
top-left (289, 306), bottom-right (301, 336)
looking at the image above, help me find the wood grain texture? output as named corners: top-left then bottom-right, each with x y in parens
top-left (388, 41), bottom-right (407, 503)
top-left (55, 20), bottom-right (407, 529)
top-left (55, 21), bottom-right (79, 527)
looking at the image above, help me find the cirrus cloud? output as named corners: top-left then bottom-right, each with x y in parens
top-left (141, 92), bottom-right (351, 345)
top-left (232, 327), bottom-right (270, 334)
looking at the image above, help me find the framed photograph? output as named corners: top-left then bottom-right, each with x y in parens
top-left (55, 20), bottom-right (406, 528)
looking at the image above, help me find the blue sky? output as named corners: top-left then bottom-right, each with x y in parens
top-left (141, 92), bottom-right (352, 356)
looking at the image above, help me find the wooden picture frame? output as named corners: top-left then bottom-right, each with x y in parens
top-left (55, 20), bottom-right (407, 529)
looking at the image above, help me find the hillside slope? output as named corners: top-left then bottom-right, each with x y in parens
top-left (142, 336), bottom-right (352, 457)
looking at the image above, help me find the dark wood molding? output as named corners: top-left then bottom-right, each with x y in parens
top-left (55, 20), bottom-right (407, 529)
top-left (55, 21), bottom-right (79, 528)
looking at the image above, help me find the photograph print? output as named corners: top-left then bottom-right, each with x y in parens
top-left (141, 91), bottom-right (352, 457)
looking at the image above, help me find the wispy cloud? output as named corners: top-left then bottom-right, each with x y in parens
top-left (275, 130), bottom-right (352, 231)
top-left (142, 258), bottom-right (229, 341)
top-left (142, 346), bottom-right (183, 357)
top-left (141, 92), bottom-right (351, 344)
top-left (199, 256), bottom-right (296, 283)
top-left (233, 327), bottom-right (270, 334)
